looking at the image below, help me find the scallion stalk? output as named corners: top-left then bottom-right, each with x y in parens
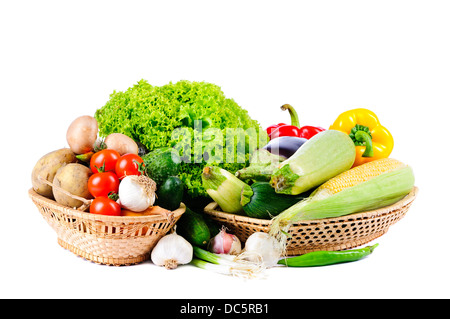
top-left (190, 259), bottom-right (236, 276)
top-left (193, 246), bottom-right (236, 265)
top-left (191, 246), bottom-right (265, 279)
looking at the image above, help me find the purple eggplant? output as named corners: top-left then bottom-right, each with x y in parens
top-left (262, 136), bottom-right (307, 158)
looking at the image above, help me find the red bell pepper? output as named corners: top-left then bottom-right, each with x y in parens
top-left (267, 104), bottom-right (325, 140)
top-left (266, 123), bottom-right (287, 137)
top-left (296, 125), bottom-right (326, 139)
top-left (269, 124), bottom-right (303, 139)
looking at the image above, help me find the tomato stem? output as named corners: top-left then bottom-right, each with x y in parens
top-left (108, 192), bottom-right (119, 201)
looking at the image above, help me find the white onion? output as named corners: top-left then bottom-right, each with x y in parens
top-left (118, 175), bottom-right (156, 212)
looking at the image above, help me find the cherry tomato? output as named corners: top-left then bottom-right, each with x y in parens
top-left (90, 149), bottom-right (120, 174)
top-left (88, 171), bottom-right (120, 198)
top-left (115, 153), bottom-right (144, 179)
top-left (90, 196), bottom-right (121, 216)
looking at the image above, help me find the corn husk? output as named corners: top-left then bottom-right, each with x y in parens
top-left (269, 160), bottom-right (415, 250)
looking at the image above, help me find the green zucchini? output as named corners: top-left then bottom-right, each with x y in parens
top-left (241, 182), bottom-right (310, 219)
top-left (202, 166), bottom-right (311, 219)
top-left (202, 166), bottom-right (251, 214)
top-left (270, 130), bottom-right (356, 195)
top-left (176, 207), bottom-right (210, 247)
top-left (155, 176), bottom-right (184, 211)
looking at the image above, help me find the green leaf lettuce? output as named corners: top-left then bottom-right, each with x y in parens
top-left (95, 80), bottom-right (267, 201)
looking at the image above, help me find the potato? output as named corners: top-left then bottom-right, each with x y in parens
top-left (104, 133), bottom-right (139, 155)
top-left (31, 148), bottom-right (77, 198)
top-left (66, 115), bottom-right (98, 154)
top-left (52, 163), bottom-right (93, 208)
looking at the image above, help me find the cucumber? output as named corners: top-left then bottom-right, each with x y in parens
top-left (241, 182), bottom-right (310, 219)
top-left (156, 176), bottom-right (184, 211)
top-left (142, 147), bottom-right (181, 186)
top-left (176, 207), bottom-right (211, 247)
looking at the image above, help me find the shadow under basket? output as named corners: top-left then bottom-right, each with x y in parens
top-left (29, 188), bottom-right (185, 266)
top-left (204, 187), bottom-right (418, 256)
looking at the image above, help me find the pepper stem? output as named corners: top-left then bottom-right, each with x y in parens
top-left (280, 104), bottom-right (300, 127)
top-left (355, 130), bottom-right (374, 157)
top-left (349, 124), bottom-right (374, 157)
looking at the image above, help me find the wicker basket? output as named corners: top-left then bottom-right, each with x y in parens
top-left (204, 186), bottom-right (418, 256)
top-left (29, 188), bottom-right (185, 266)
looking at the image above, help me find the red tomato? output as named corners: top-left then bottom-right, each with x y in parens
top-left (90, 197), bottom-right (121, 216)
top-left (90, 149), bottom-right (120, 174)
top-left (88, 171), bottom-right (120, 198)
top-left (115, 153), bottom-right (144, 179)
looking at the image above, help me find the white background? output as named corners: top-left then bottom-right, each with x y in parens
top-left (1, 0), bottom-right (449, 299)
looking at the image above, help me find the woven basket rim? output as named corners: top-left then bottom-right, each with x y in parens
top-left (204, 186), bottom-right (418, 225)
top-left (28, 188), bottom-right (185, 223)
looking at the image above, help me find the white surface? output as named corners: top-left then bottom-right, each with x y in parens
top-left (1, 0), bottom-right (449, 299)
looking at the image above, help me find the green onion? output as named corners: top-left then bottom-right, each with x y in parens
top-left (190, 259), bottom-right (237, 276)
top-left (193, 246), bottom-right (236, 265)
top-left (191, 246), bottom-right (265, 279)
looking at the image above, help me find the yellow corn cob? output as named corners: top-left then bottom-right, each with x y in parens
top-left (311, 158), bottom-right (406, 200)
top-left (269, 157), bottom-right (415, 253)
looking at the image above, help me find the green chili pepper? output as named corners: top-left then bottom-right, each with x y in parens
top-left (278, 244), bottom-right (379, 267)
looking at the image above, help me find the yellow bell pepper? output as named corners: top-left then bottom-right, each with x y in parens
top-left (329, 108), bottom-right (394, 167)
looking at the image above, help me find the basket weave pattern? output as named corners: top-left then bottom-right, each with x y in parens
top-left (204, 187), bottom-right (418, 256)
top-left (29, 189), bottom-right (185, 266)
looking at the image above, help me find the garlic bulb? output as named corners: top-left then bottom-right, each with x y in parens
top-left (151, 229), bottom-right (193, 269)
top-left (241, 232), bottom-right (282, 268)
top-left (208, 227), bottom-right (241, 255)
top-left (118, 175), bottom-right (156, 212)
